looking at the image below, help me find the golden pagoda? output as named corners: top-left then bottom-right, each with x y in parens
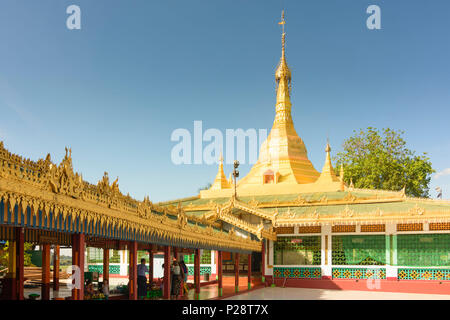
top-left (200, 11), bottom-right (339, 198)
top-left (156, 11), bottom-right (450, 291)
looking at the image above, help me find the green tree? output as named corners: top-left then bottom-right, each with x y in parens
top-left (0, 241), bottom-right (35, 270)
top-left (334, 128), bottom-right (434, 198)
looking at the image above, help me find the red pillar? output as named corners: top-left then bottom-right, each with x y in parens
top-left (247, 253), bottom-right (252, 290)
top-left (103, 248), bottom-right (110, 284)
top-left (71, 234), bottom-right (85, 300)
top-left (261, 240), bottom-right (266, 285)
top-left (163, 246), bottom-right (171, 299)
top-left (234, 252), bottom-right (240, 293)
top-left (53, 245), bottom-right (60, 291)
top-left (15, 227), bottom-right (24, 300)
top-left (173, 247), bottom-right (178, 261)
top-left (194, 248), bottom-right (200, 300)
top-left (128, 241), bottom-right (137, 300)
top-left (41, 244), bottom-right (51, 300)
top-left (217, 251), bottom-right (223, 297)
top-left (148, 251), bottom-right (154, 283)
top-left (4, 229), bottom-right (17, 300)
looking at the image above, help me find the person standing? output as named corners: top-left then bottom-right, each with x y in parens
top-left (179, 259), bottom-right (188, 296)
top-left (102, 279), bottom-right (110, 300)
top-left (137, 258), bottom-right (149, 299)
top-left (170, 260), bottom-right (184, 300)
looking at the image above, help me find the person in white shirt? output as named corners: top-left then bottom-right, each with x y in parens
top-left (171, 260), bottom-right (184, 300)
top-left (102, 279), bottom-right (110, 300)
top-left (137, 258), bottom-right (149, 299)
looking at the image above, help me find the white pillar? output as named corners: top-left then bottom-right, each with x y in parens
top-left (211, 250), bottom-right (216, 274)
top-left (321, 225), bottom-right (332, 277)
top-left (119, 249), bottom-right (128, 276)
top-left (266, 240), bottom-right (273, 276)
top-left (385, 223), bottom-right (397, 279)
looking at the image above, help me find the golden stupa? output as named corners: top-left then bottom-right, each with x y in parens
top-left (200, 12), bottom-right (341, 198)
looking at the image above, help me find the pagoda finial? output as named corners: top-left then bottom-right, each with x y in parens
top-left (325, 140), bottom-right (331, 153)
top-left (208, 153), bottom-right (231, 191)
top-left (279, 10), bottom-right (286, 57)
top-left (274, 10), bottom-right (292, 126)
top-left (315, 140), bottom-right (339, 185)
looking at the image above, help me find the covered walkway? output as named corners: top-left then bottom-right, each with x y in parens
top-left (0, 143), bottom-right (264, 301)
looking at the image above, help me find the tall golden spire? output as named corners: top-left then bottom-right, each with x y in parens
top-left (275, 10), bottom-right (292, 125)
top-left (236, 11), bottom-right (320, 187)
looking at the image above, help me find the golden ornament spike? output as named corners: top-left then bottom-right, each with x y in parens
top-left (312, 141), bottom-right (339, 186)
top-left (209, 153), bottom-right (231, 190)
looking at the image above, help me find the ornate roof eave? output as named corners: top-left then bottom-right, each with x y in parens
top-left (0, 143), bottom-right (261, 253)
top-left (181, 194), bottom-right (407, 212)
top-left (197, 198), bottom-right (277, 240)
top-left (273, 207), bottom-right (450, 227)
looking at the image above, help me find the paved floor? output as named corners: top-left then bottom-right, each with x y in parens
top-left (224, 287), bottom-right (450, 300)
top-left (23, 275), bottom-right (257, 300)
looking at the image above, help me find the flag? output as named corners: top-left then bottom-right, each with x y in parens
top-left (436, 187), bottom-right (442, 199)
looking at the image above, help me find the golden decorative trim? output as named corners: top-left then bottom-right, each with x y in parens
top-left (397, 223), bottom-right (423, 232)
top-left (298, 226), bottom-right (321, 233)
top-left (332, 225), bottom-right (356, 233)
top-left (0, 142), bottom-right (261, 252)
top-left (360, 224), bottom-right (385, 232)
top-left (275, 227), bottom-right (294, 234)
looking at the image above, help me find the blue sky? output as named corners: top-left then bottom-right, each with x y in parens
top-left (0, 0), bottom-right (449, 202)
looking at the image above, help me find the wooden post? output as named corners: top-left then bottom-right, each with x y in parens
top-left (5, 238), bottom-right (17, 300)
top-left (128, 241), bottom-right (137, 300)
top-left (15, 227), bottom-right (24, 300)
top-left (71, 234), bottom-right (85, 300)
top-left (234, 252), bottom-right (240, 293)
top-left (173, 247), bottom-right (178, 261)
top-left (247, 253), bottom-right (252, 290)
top-left (53, 245), bottom-right (60, 291)
top-left (103, 248), bottom-right (109, 284)
top-left (41, 244), bottom-right (51, 300)
top-left (194, 248), bottom-right (200, 300)
top-left (148, 251), bottom-right (154, 284)
top-left (217, 251), bottom-right (223, 297)
top-left (163, 246), bottom-right (171, 300)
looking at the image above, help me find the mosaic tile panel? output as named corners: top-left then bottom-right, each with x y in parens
top-left (275, 227), bottom-right (294, 234)
top-left (429, 223), bottom-right (450, 231)
top-left (397, 223), bottom-right (423, 232)
top-left (187, 266), bottom-right (211, 276)
top-left (332, 225), bottom-right (356, 233)
top-left (332, 235), bottom-right (386, 265)
top-left (397, 234), bottom-right (450, 266)
top-left (184, 250), bottom-right (211, 264)
top-left (298, 226), bottom-right (321, 234)
top-left (332, 268), bottom-right (386, 279)
top-left (360, 224), bottom-right (385, 232)
top-left (88, 264), bottom-right (121, 274)
top-left (397, 268), bottom-right (450, 281)
top-left (273, 267), bottom-right (322, 279)
top-left (274, 236), bottom-right (321, 265)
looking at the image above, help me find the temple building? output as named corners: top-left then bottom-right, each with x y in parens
top-left (158, 13), bottom-right (450, 294)
top-left (1, 12), bottom-right (450, 300)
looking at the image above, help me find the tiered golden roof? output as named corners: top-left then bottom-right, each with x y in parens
top-left (0, 141), bottom-right (261, 252)
top-left (167, 11), bottom-right (450, 235)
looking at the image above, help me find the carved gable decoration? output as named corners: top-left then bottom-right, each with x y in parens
top-left (47, 147), bottom-right (84, 199)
